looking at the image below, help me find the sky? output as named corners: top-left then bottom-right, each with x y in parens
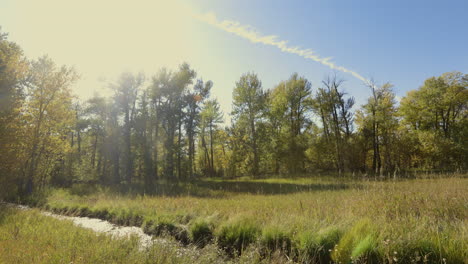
top-left (1, 0), bottom-right (467, 124)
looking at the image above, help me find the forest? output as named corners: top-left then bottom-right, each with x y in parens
top-left (1, 30), bottom-right (467, 199)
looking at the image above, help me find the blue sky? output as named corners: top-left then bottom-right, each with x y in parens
top-left (1, 0), bottom-right (467, 123)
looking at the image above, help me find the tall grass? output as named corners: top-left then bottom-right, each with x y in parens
top-left (0, 206), bottom-right (226, 264)
top-left (35, 176), bottom-right (468, 263)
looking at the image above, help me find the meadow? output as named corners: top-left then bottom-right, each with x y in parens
top-left (0, 205), bottom-right (232, 264)
top-left (11, 175), bottom-right (465, 264)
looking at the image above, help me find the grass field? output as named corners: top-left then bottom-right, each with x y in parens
top-left (10, 176), bottom-right (468, 263)
top-left (0, 206), bottom-right (232, 264)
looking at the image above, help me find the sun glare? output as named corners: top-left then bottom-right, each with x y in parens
top-left (14, 0), bottom-right (196, 98)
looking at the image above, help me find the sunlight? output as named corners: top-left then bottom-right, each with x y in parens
top-left (14, 0), bottom-right (196, 98)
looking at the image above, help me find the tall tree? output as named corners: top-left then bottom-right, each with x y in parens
top-left (111, 72), bottom-right (144, 184)
top-left (312, 75), bottom-right (354, 173)
top-left (185, 79), bottom-right (212, 177)
top-left (200, 99), bottom-right (223, 175)
top-left (0, 29), bottom-right (28, 198)
top-left (269, 73), bottom-right (313, 173)
top-left (151, 64), bottom-right (196, 180)
top-left (21, 56), bottom-right (77, 194)
top-left (85, 95), bottom-right (107, 172)
top-left (133, 91), bottom-right (154, 188)
top-left (232, 73), bottom-right (266, 176)
top-left (356, 82), bottom-right (398, 174)
top-left (399, 72), bottom-right (468, 170)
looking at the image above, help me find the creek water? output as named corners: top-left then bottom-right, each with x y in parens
top-left (8, 203), bottom-right (194, 253)
top-left (41, 211), bottom-right (155, 248)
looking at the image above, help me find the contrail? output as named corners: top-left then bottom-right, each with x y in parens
top-left (195, 12), bottom-right (368, 83)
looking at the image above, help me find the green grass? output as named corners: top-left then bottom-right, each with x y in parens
top-left (298, 227), bottom-right (342, 263)
top-left (31, 176), bottom-right (468, 263)
top-left (190, 219), bottom-right (214, 247)
top-left (0, 206), bottom-right (227, 264)
top-left (260, 225), bottom-right (292, 256)
top-left (217, 218), bottom-right (261, 255)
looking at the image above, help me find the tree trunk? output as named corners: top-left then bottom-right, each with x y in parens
top-left (250, 118), bottom-right (258, 177)
top-left (124, 108), bottom-right (132, 184)
top-left (91, 132), bottom-right (98, 168)
top-left (209, 123), bottom-right (214, 176)
top-left (177, 117), bottom-right (182, 179)
top-left (153, 100), bottom-right (159, 180)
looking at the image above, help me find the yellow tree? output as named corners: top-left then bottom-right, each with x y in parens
top-left (21, 56), bottom-right (77, 194)
top-left (0, 30), bottom-right (28, 199)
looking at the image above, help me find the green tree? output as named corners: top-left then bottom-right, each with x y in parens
top-left (232, 72), bottom-right (266, 176)
top-left (268, 73), bottom-right (313, 173)
top-left (311, 75), bottom-right (355, 173)
top-left (111, 72), bottom-right (144, 184)
top-left (185, 79), bottom-right (212, 177)
top-left (200, 99), bottom-right (223, 175)
top-left (21, 56), bottom-right (77, 194)
top-left (356, 82), bottom-right (398, 174)
top-left (399, 72), bottom-right (468, 170)
top-left (150, 64), bottom-right (196, 180)
top-left (134, 90), bottom-right (153, 188)
top-left (0, 29), bottom-right (28, 199)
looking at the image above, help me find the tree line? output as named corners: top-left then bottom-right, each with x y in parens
top-left (1, 30), bottom-right (467, 198)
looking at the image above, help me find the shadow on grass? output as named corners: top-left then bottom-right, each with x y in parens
top-left (68, 180), bottom-right (358, 198)
top-left (193, 180), bottom-right (352, 195)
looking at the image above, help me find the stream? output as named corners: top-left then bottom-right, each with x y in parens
top-left (8, 203), bottom-right (196, 254)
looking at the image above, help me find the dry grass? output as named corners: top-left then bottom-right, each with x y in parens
top-left (39, 176), bottom-right (468, 263)
top-left (0, 206), bottom-right (230, 264)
